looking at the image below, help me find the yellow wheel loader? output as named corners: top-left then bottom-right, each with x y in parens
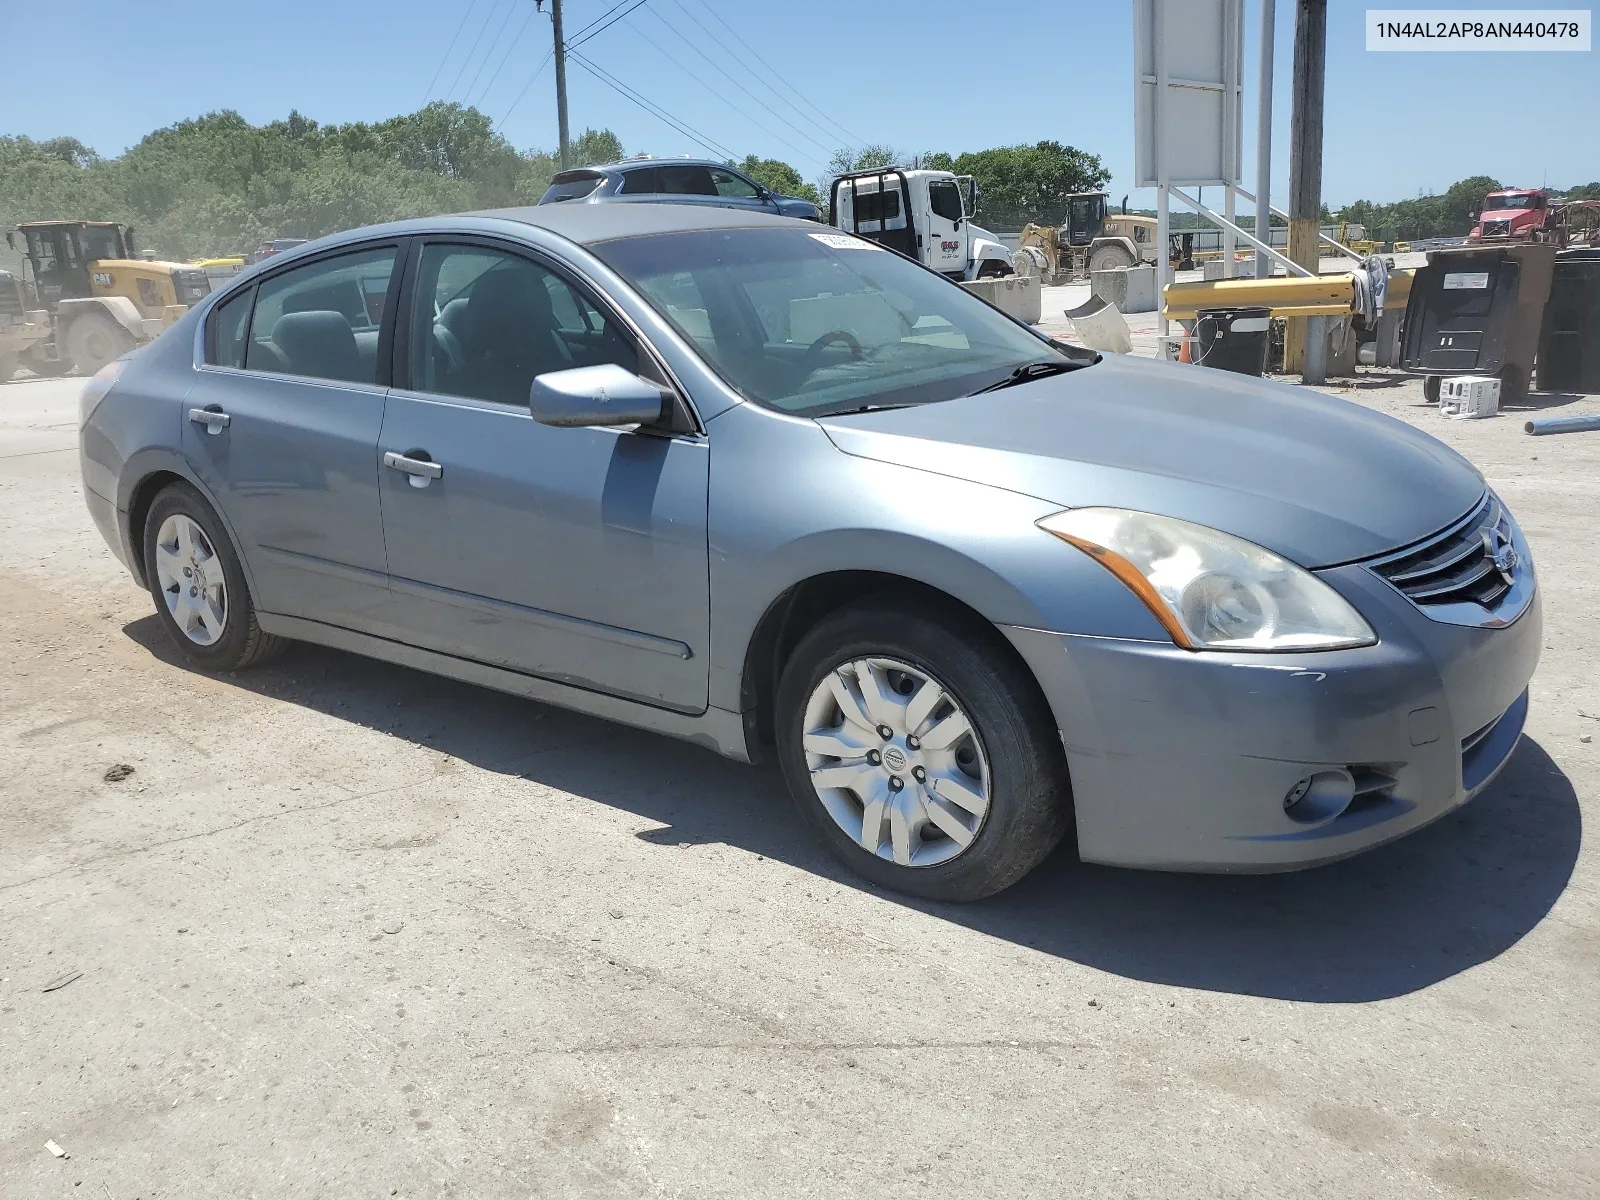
top-left (6, 221), bottom-right (211, 377)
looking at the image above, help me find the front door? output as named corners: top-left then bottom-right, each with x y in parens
top-left (378, 240), bottom-right (710, 712)
top-left (182, 244), bottom-right (402, 635)
top-left (924, 178), bottom-right (967, 275)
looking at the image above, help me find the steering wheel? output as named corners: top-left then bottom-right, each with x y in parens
top-left (799, 329), bottom-right (864, 380)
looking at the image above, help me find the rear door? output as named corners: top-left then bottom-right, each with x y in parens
top-left (376, 237), bottom-right (711, 712)
top-left (182, 243), bottom-right (402, 635)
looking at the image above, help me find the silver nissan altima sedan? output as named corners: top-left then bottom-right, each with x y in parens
top-left (78, 204), bottom-right (1540, 901)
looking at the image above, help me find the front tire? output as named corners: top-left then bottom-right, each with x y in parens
top-left (142, 482), bottom-right (287, 672)
top-left (775, 603), bottom-right (1071, 902)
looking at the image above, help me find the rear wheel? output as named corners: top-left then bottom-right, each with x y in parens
top-left (143, 482), bottom-right (287, 672)
top-left (66, 312), bottom-right (135, 377)
top-left (1089, 242), bottom-right (1136, 274)
top-left (775, 603), bottom-right (1071, 902)
top-left (1423, 375), bottom-right (1442, 403)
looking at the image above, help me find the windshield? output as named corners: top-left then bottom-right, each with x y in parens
top-left (592, 228), bottom-right (1089, 416)
top-left (1485, 194), bottom-right (1535, 210)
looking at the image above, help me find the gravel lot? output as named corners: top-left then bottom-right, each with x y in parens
top-left (1, 368), bottom-right (1596, 1198)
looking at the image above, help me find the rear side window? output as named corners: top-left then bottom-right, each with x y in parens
top-left (619, 167), bottom-right (660, 195)
top-left (542, 171), bottom-right (605, 202)
top-left (658, 165), bottom-right (716, 196)
top-left (245, 246), bottom-right (398, 384)
top-left (851, 187), bottom-right (902, 226)
top-left (210, 287), bottom-right (254, 368)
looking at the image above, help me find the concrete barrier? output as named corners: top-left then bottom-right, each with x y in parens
top-left (960, 273), bottom-right (1042, 324)
top-left (1090, 264), bottom-right (1157, 313)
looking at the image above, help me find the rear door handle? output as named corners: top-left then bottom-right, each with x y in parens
top-left (188, 406), bottom-right (230, 434)
top-left (383, 450), bottom-right (443, 488)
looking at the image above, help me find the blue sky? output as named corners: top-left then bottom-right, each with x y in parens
top-left (2, 0), bottom-right (1594, 206)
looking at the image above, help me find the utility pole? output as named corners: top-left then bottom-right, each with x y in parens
top-left (539, 0), bottom-right (571, 169)
top-left (1254, 0), bottom-right (1276, 280)
top-left (1284, 0), bottom-right (1326, 380)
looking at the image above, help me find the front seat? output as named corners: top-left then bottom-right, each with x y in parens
top-left (272, 310), bottom-right (363, 383)
top-left (457, 267), bottom-right (573, 405)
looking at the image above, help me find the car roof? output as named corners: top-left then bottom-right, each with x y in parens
top-left (582, 157), bottom-right (730, 175)
top-left (467, 202), bottom-right (803, 244)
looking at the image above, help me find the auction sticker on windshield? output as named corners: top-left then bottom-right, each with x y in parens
top-left (810, 233), bottom-right (881, 250)
top-left (1444, 272), bottom-right (1491, 289)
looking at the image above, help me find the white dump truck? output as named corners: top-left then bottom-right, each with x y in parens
top-left (829, 168), bottom-right (1014, 280)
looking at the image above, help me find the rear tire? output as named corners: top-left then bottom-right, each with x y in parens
top-left (1423, 375), bottom-right (1441, 403)
top-left (142, 481), bottom-right (287, 672)
top-left (775, 602), bottom-right (1071, 902)
top-left (1089, 243), bottom-right (1136, 274)
top-left (65, 312), bottom-right (135, 377)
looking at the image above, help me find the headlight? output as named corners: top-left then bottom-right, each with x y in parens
top-left (1038, 508), bottom-right (1376, 652)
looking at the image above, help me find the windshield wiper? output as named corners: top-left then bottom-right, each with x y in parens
top-left (969, 359), bottom-right (1077, 395)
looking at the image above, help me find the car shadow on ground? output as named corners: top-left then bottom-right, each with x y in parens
top-left (123, 614), bottom-right (1581, 1004)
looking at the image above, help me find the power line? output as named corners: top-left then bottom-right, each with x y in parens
top-left (640, 8), bottom-right (830, 166)
top-left (496, 46), bottom-right (555, 130)
top-left (422, 0), bottom-right (481, 106)
top-left (445, 0), bottom-right (506, 102)
top-left (473, 1), bottom-right (539, 108)
top-left (568, 49), bottom-right (737, 160)
top-left (462, 0), bottom-right (522, 105)
top-left (682, 0), bottom-right (866, 149)
top-left (566, 0), bottom-right (651, 51)
top-left (564, 0), bottom-right (634, 43)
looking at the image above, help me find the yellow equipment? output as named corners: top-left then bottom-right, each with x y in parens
top-left (1163, 269), bottom-right (1414, 320)
top-left (7, 220), bottom-right (211, 376)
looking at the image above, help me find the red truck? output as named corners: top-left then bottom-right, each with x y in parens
top-left (1469, 188), bottom-right (1555, 242)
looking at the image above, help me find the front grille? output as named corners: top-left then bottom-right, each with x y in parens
top-left (1370, 493), bottom-right (1515, 611)
top-left (1482, 218), bottom-right (1511, 237)
top-left (0, 273), bottom-right (23, 320)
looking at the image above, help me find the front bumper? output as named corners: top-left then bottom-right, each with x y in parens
top-left (1003, 551), bottom-right (1541, 872)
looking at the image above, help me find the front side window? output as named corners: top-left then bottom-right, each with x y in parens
top-left (710, 168), bottom-right (761, 200)
top-left (594, 228), bottom-right (1087, 417)
top-left (244, 246), bottom-right (398, 384)
top-left (928, 180), bottom-right (964, 223)
top-left (24, 230), bottom-right (57, 275)
top-left (409, 242), bottom-right (637, 406)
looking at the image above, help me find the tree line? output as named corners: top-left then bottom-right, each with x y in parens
top-left (6, 101), bottom-right (1591, 263)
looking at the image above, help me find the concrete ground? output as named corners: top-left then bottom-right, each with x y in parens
top-left (1, 367), bottom-right (1597, 1199)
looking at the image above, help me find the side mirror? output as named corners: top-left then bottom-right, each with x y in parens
top-left (4, 231), bottom-right (13, 250)
top-left (529, 363), bottom-right (672, 429)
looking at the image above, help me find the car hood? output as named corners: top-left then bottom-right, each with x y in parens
top-left (816, 353), bottom-right (1485, 567)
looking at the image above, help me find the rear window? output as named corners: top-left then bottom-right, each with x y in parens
top-left (541, 171), bottom-right (605, 203)
top-left (620, 167), bottom-right (660, 194)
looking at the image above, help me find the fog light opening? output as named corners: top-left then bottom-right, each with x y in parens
top-left (1283, 769), bottom-right (1356, 825)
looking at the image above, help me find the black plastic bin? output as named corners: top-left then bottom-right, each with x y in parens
top-left (1193, 306), bottom-right (1271, 375)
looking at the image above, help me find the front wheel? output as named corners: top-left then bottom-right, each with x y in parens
top-left (775, 603), bottom-right (1071, 901)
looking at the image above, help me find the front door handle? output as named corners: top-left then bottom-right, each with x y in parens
top-left (383, 450), bottom-right (443, 488)
top-left (188, 406), bottom-right (230, 435)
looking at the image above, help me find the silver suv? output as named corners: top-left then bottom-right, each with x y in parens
top-left (539, 157), bottom-right (821, 221)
